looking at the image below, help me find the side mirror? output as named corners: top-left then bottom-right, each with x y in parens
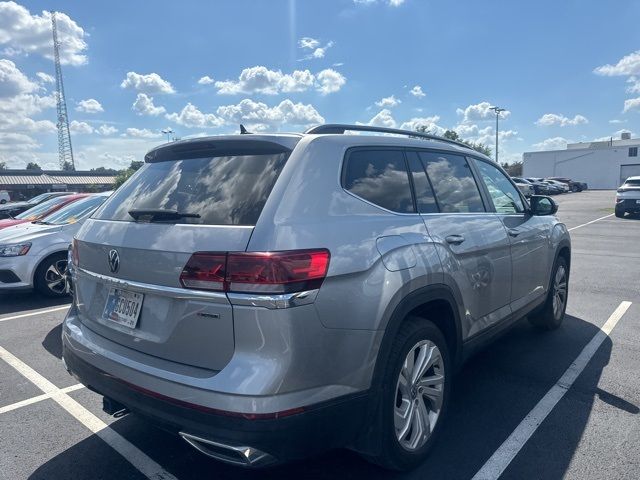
top-left (530, 195), bottom-right (558, 216)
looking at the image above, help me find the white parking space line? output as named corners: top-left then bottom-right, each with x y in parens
top-left (0, 384), bottom-right (84, 415)
top-left (0, 305), bottom-right (70, 323)
top-left (0, 346), bottom-right (177, 480)
top-left (567, 213), bottom-right (614, 232)
top-left (471, 301), bottom-right (632, 480)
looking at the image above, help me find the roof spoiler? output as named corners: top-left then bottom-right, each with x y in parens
top-left (144, 139), bottom-right (291, 163)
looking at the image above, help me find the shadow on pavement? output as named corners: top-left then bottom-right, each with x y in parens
top-left (42, 324), bottom-right (63, 359)
top-left (0, 291), bottom-right (70, 316)
top-left (29, 314), bottom-right (614, 480)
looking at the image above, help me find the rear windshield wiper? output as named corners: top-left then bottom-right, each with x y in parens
top-left (128, 209), bottom-right (201, 222)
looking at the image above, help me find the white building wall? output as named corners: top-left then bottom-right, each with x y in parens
top-left (523, 145), bottom-right (640, 189)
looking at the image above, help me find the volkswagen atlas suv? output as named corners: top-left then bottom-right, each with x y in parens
top-left (62, 124), bottom-right (571, 471)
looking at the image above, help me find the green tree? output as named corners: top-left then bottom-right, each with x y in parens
top-left (61, 161), bottom-right (75, 171)
top-left (90, 166), bottom-right (119, 174)
top-left (26, 162), bottom-right (41, 170)
top-left (415, 127), bottom-right (492, 157)
top-left (129, 160), bottom-right (144, 171)
top-left (0, 161), bottom-right (6, 170)
top-left (501, 161), bottom-right (523, 176)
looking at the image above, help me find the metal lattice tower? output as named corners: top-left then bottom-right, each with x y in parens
top-left (51, 11), bottom-right (75, 171)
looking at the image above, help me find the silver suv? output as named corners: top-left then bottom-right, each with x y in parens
top-left (62, 124), bottom-right (571, 471)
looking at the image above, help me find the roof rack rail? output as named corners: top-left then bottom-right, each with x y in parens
top-left (304, 124), bottom-right (472, 150)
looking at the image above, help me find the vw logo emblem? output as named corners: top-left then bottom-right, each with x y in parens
top-left (108, 249), bottom-right (120, 273)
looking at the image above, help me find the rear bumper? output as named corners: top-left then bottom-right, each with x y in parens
top-left (62, 344), bottom-right (370, 464)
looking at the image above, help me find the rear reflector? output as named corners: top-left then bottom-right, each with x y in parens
top-left (180, 249), bottom-right (330, 294)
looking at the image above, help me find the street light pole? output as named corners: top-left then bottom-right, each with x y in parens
top-left (161, 128), bottom-right (174, 143)
top-left (490, 106), bottom-right (505, 164)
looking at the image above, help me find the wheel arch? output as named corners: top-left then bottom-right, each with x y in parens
top-left (31, 249), bottom-right (69, 285)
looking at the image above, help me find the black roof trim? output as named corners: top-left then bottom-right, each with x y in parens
top-left (305, 124), bottom-right (472, 150)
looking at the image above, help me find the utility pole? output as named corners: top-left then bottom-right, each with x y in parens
top-left (490, 106), bottom-right (506, 164)
top-left (51, 11), bottom-right (75, 170)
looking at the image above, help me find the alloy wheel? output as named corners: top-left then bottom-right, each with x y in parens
top-left (44, 259), bottom-right (68, 295)
top-left (394, 340), bottom-right (445, 451)
top-left (552, 265), bottom-right (567, 320)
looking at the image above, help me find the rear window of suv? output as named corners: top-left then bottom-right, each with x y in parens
top-left (93, 153), bottom-right (289, 225)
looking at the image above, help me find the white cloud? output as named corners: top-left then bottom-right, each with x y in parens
top-left (609, 119), bottom-right (626, 124)
top-left (532, 137), bottom-right (569, 151)
top-left (97, 124), bottom-right (118, 136)
top-left (456, 101), bottom-right (510, 123)
top-left (375, 95), bottom-right (400, 108)
top-left (120, 72), bottom-right (175, 94)
top-left (0, 2), bottom-right (88, 65)
top-left (535, 113), bottom-right (588, 127)
top-left (132, 93), bottom-right (166, 116)
top-left (216, 98), bottom-right (324, 130)
top-left (165, 103), bottom-right (225, 128)
top-left (36, 72), bottom-right (54, 83)
top-left (399, 116), bottom-right (445, 135)
top-left (626, 76), bottom-right (640, 94)
top-left (214, 66), bottom-right (345, 95)
top-left (75, 98), bottom-right (103, 114)
top-left (365, 109), bottom-right (397, 128)
top-left (623, 97), bottom-right (640, 113)
top-left (299, 37), bottom-right (320, 50)
top-left (409, 85), bottom-right (425, 98)
top-left (124, 128), bottom-right (161, 139)
top-left (0, 59), bottom-right (38, 97)
top-left (197, 75), bottom-right (215, 85)
top-left (316, 68), bottom-right (345, 95)
top-left (298, 37), bottom-right (334, 60)
top-left (594, 51), bottom-right (640, 77)
top-left (353, 0), bottom-right (405, 6)
top-left (69, 120), bottom-right (94, 134)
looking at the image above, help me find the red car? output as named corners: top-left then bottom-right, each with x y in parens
top-left (0, 194), bottom-right (90, 230)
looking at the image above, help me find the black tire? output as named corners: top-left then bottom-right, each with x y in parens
top-left (529, 256), bottom-right (569, 330)
top-left (0, 199), bottom-right (6, 204)
top-left (365, 317), bottom-right (451, 471)
top-left (34, 252), bottom-right (70, 297)
top-left (615, 207), bottom-right (625, 218)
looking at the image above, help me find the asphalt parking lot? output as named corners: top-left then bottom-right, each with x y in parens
top-left (1, 189), bottom-right (638, 480)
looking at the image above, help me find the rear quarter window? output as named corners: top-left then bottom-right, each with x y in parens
top-left (342, 149), bottom-right (414, 213)
top-left (93, 152), bottom-right (289, 225)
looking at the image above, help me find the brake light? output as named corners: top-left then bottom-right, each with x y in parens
top-left (180, 249), bottom-right (330, 294)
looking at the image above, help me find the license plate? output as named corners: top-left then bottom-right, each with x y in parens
top-left (103, 287), bottom-right (143, 328)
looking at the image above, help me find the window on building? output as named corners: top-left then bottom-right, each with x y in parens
top-left (629, 147), bottom-right (638, 157)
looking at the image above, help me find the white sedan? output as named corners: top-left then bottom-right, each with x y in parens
top-left (0, 192), bottom-right (111, 297)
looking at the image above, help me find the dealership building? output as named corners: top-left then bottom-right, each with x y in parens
top-left (0, 169), bottom-right (115, 200)
top-left (522, 132), bottom-right (640, 189)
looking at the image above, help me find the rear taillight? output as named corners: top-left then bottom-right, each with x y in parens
top-left (180, 249), bottom-right (330, 294)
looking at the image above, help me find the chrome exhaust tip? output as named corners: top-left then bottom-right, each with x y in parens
top-left (179, 432), bottom-right (276, 467)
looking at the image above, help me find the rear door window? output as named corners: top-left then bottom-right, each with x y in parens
top-left (418, 151), bottom-right (485, 213)
top-left (342, 149), bottom-right (414, 213)
top-left (93, 153), bottom-right (289, 225)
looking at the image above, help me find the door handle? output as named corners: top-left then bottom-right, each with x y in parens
top-left (445, 234), bottom-right (465, 245)
top-left (507, 229), bottom-right (520, 237)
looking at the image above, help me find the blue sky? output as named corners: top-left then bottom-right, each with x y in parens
top-left (0, 0), bottom-right (639, 170)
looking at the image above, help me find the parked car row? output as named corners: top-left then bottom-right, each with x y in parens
top-left (0, 191), bottom-right (111, 296)
top-left (510, 177), bottom-right (588, 197)
top-left (0, 191), bottom-right (77, 219)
